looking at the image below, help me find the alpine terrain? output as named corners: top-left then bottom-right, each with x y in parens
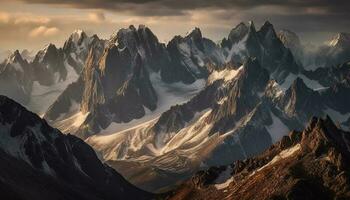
top-left (1, 15), bottom-right (350, 200)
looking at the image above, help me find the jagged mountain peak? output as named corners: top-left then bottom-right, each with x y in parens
top-left (186, 27), bottom-right (202, 39)
top-left (289, 77), bottom-right (311, 92)
top-left (70, 29), bottom-right (87, 41)
top-left (45, 43), bottom-right (58, 52)
top-left (6, 50), bottom-right (25, 64)
top-left (111, 24), bottom-right (160, 54)
top-left (248, 20), bottom-right (257, 33)
top-left (278, 29), bottom-right (302, 56)
top-left (278, 29), bottom-right (300, 41)
top-left (226, 22), bottom-right (249, 45)
top-left (328, 32), bottom-right (350, 47)
top-left (259, 20), bottom-right (277, 38)
top-left (34, 43), bottom-right (59, 62)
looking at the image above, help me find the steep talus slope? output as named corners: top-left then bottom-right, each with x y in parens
top-left (0, 95), bottom-right (152, 200)
top-left (167, 116), bottom-right (350, 200)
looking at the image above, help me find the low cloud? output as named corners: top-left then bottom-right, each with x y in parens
top-left (0, 12), bottom-right (10, 23)
top-left (14, 16), bottom-right (50, 25)
top-left (88, 11), bottom-right (105, 23)
top-left (29, 25), bottom-right (59, 37)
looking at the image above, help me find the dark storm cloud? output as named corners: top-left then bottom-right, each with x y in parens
top-left (7, 0), bottom-right (350, 16)
top-left (1, 0), bottom-right (350, 45)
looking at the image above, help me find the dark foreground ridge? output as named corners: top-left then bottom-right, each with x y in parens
top-left (0, 95), bottom-right (153, 200)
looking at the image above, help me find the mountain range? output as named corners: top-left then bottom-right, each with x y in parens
top-left (1, 20), bottom-right (350, 199)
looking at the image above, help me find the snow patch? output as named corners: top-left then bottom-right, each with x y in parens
top-left (214, 167), bottom-right (234, 190)
top-left (324, 108), bottom-right (350, 124)
top-left (266, 112), bottom-right (290, 143)
top-left (255, 144), bottom-right (301, 174)
top-left (269, 144), bottom-right (301, 165)
top-left (26, 61), bottom-right (79, 115)
top-left (280, 73), bottom-right (326, 91)
top-left (208, 66), bottom-right (243, 84)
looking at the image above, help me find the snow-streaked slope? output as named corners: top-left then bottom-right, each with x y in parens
top-left (208, 66), bottom-right (243, 84)
top-left (98, 72), bottom-right (206, 135)
top-left (26, 62), bottom-right (79, 115)
top-left (266, 111), bottom-right (290, 143)
top-left (88, 108), bottom-right (228, 164)
top-left (279, 73), bottom-right (325, 91)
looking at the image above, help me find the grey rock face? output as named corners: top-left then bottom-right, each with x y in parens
top-left (0, 50), bottom-right (33, 104)
top-left (278, 29), bottom-right (303, 62)
top-left (223, 21), bottom-right (301, 82)
top-left (32, 44), bottom-right (67, 86)
top-left (162, 28), bottom-right (225, 83)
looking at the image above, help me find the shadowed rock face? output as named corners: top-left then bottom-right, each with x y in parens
top-left (167, 116), bottom-right (350, 200)
top-left (32, 44), bottom-right (67, 86)
top-left (0, 95), bottom-right (152, 200)
top-left (209, 58), bottom-right (270, 134)
top-left (162, 28), bottom-right (225, 84)
top-left (278, 77), bottom-right (324, 122)
top-left (278, 29), bottom-right (303, 62)
top-left (222, 21), bottom-right (300, 82)
top-left (0, 50), bottom-right (33, 104)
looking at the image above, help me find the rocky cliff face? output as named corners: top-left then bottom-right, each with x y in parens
top-left (222, 21), bottom-right (300, 82)
top-left (32, 44), bottom-right (67, 86)
top-left (167, 116), bottom-right (350, 200)
top-left (0, 95), bottom-right (152, 200)
top-left (278, 29), bottom-right (303, 62)
top-left (162, 28), bottom-right (225, 83)
top-left (0, 51), bottom-right (33, 104)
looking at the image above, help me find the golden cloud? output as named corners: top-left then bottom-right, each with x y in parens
top-left (0, 12), bottom-right (10, 24)
top-left (29, 26), bottom-right (60, 37)
top-left (88, 11), bottom-right (105, 23)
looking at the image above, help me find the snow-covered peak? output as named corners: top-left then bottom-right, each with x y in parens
top-left (328, 32), bottom-right (350, 47)
top-left (6, 50), bottom-right (23, 64)
top-left (186, 27), bottom-right (202, 39)
top-left (70, 29), bottom-right (87, 42)
top-left (3, 50), bottom-right (27, 73)
top-left (36, 43), bottom-right (57, 63)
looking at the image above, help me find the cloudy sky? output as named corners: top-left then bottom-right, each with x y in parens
top-left (0, 0), bottom-right (350, 53)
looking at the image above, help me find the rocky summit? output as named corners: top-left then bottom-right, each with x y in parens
top-left (167, 116), bottom-right (350, 200)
